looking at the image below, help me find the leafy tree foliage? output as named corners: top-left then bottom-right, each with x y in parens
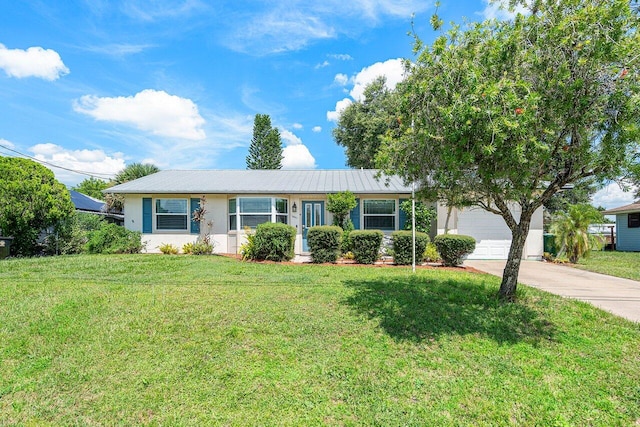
top-left (550, 204), bottom-right (604, 263)
top-left (246, 114), bottom-right (283, 169)
top-left (378, 0), bottom-right (640, 299)
top-left (333, 77), bottom-right (401, 168)
top-left (399, 200), bottom-right (436, 234)
top-left (105, 162), bottom-right (160, 212)
top-left (0, 157), bottom-right (74, 255)
top-left (543, 179), bottom-right (598, 216)
top-left (72, 177), bottom-right (110, 200)
top-left (326, 191), bottom-right (357, 228)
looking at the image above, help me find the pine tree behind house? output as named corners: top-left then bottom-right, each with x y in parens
top-left (246, 114), bottom-right (283, 169)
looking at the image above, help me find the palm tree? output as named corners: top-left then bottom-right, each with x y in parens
top-left (549, 204), bottom-right (604, 263)
top-left (106, 163), bottom-right (160, 212)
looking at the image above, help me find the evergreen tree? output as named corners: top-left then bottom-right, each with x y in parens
top-left (246, 114), bottom-right (283, 169)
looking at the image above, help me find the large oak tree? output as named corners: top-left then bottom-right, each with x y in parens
top-left (378, 0), bottom-right (640, 299)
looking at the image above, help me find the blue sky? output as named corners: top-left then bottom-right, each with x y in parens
top-left (0, 0), bottom-right (635, 209)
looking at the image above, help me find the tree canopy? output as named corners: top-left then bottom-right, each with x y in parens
top-left (105, 163), bottom-right (160, 212)
top-left (0, 157), bottom-right (74, 255)
top-left (72, 177), bottom-right (110, 200)
top-left (377, 0), bottom-right (640, 299)
top-left (246, 114), bottom-right (283, 170)
top-left (332, 77), bottom-right (401, 168)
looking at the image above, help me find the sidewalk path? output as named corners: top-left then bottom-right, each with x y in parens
top-left (465, 260), bottom-right (640, 323)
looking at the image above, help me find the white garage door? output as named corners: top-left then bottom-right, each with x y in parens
top-left (457, 207), bottom-right (513, 260)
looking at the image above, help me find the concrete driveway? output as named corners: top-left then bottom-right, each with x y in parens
top-left (465, 260), bottom-right (640, 323)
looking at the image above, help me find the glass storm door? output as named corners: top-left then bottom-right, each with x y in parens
top-left (302, 201), bottom-right (324, 252)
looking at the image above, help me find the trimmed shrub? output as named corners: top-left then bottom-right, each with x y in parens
top-left (252, 222), bottom-right (296, 262)
top-left (340, 218), bottom-right (355, 254)
top-left (191, 241), bottom-right (214, 255)
top-left (85, 223), bottom-right (143, 254)
top-left (433, 234), bottom-right (476, 266)
top-left (159, 243), bottom-right (179, 254)
top-left (307, 226), bottom-right (342, 263)
top-left (392, 230), bottom-right (430, 265)
top-left (423, 242), bottom-right (441, 263)
top-left (350, 230), bottom-right (383, 264)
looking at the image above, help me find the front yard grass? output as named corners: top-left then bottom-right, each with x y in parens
top-left (1, 255), bottom-right (639, 425)
top-left (576, 251), bottom-right (640, 281)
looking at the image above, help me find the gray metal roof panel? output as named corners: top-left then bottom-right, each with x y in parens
top-left (106, 169), bottom-right (412, 194)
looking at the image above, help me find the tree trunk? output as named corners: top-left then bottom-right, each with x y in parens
top-left (498, 215), bottom-right (532, 301)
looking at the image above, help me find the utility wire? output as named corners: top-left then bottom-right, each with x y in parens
top-left (0, 143), bottom-right (116, 180)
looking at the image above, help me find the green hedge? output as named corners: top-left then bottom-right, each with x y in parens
top-left (350, 230), bottom-right (383, 264)
top-left (85, 223), bottom-right (143, 254)
top-left (307, 226), bottom-right (342, 263)
top-left (392, 231), bottom-right (430, 265)
top-left (252, 222), bottom-right (296, 262)
top-left (433, 234), bottom-right (476, 266)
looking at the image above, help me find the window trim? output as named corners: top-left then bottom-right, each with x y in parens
top-left (628, 212), bottom-right (640, 228)
top-left (362, 199), bottom-right (397, 231)
top-left (155, 198), bottom-right (189, 231)
top-left (228, 196), bottom-right (289, 231)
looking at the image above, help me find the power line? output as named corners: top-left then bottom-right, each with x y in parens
top-left (0, 144), bottom-right (116, 180)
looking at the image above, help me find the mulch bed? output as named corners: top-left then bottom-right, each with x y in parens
top-left (218, 253), bottom-right (483, 274)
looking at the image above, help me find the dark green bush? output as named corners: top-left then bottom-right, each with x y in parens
top-left (252, 222), bottom-right (296, 261)
top-left (350, 230), bottom-right (383, 264)
top-left (85, 223), bottom-right (143, 254)
top-left (307, 226), bottom-right (342, 263)
top-left (44, 212), bottom-right (106, 255)
top-left (392, 231), bottom-right (430, 265)
top-left (433, 234), bottom-right (476, 266)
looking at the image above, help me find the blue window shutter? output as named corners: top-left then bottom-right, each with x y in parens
top-left (142, 198), bottom-right (152, 233)
top-left (350, 198), bottom-right (360, 229)
top-left (399, 199), bottom-right (408, 230)
top-left (190, 198), bottom-right (200, 234)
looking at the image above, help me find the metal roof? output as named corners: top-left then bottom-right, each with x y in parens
top-left (602, 201), bottom-right (640, 215)
top-left (70, 190), bottom-right (106, 212)
top-left (106, 169), bottom-right (413, 194)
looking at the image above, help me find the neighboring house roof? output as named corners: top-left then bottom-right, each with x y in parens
top-left (70, 190), bottom-right (106, 213)
top-left (105, 169), bottom-right (413, 194)
top-left (602, 201), bottom-right (640, 215)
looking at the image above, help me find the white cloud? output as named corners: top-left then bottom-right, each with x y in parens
top-left (333, 73), bottom-right (349, 86)
top-left (592, 181), bottom-right (638, 211)
top-left (349, 58), bottom-right (405, 102)
top-left (84, 43), bottom-right (154, 57)
top-left (225, 1), bottom-right (429, 55)
top-left (29, 143), bottom-right (126, 186)
top-left (480, 0), bottom-right (528, 20)
top-left (292, 123), bottom-right (303, 130)
top-left (327, 58), bottom-right (405, 122)
top-left (0, 138), bottom-right (15, 149)
top-left (228, 10), bottom-right (335, 54)
top-left (282, 144), bottom-right (316, 169)
top-left (329, 54), bottom-right (353, 61)
top-left (0, 43), bottom-right (69, 80)
top-left (315, 60), bottom-right (331, 69)
top-left (326, 97), bottom-right (353, 122)
top-left (121, 0), bottom-right (208, 22)
top-left (73, 89), bottom-right (206, 140)
top-left (312, 126), bottom-right (322, 133)
top-left (280, 128), bottom-right (316, 169)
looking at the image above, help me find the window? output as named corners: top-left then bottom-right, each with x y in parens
top-left (228, 197), bottom-right (289, 230)
top-left (629, 213), bottom-right (640, 228)
top-left (156, 199), bottom-right (188, 230)
top-left (363, 199), bottom-right (396, 230)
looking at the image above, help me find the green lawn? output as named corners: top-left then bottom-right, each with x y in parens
top-left (1, 255), bottom-right (639, 426)
top-left (576, 251), bottom-right (640, 281)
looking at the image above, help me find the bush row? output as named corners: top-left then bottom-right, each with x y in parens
top-left (305, 226), bottom-right (476, 266)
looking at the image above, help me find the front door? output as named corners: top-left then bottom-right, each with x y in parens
top-left (302, 201), bottom-right (324, 252)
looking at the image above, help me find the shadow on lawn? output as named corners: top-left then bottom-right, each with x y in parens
top-left (343, 275), bottom-right (555, 345)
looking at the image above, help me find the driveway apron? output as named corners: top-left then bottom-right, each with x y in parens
top-left (465, 260), bottom-right (640, 323)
